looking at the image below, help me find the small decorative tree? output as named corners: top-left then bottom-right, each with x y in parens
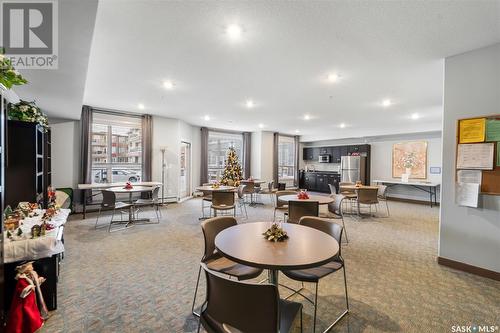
top-left (220, 147), bottom-right (243, 186)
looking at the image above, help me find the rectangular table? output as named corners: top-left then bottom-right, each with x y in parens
top-left (78, 182), bottom-right (162, 219)
top-left (372, 179), bottom-right (440, 207)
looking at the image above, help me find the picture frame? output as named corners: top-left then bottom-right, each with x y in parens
top-left (392, 141), bottom-right (428, 179)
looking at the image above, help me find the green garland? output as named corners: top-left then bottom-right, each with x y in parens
top-left (8, 100), bottom-right (49, 132)
top-left (0, 50), bottom-right (28, 89)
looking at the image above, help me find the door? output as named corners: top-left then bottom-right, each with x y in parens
top-left (179, 142), bottom-right (191, 199)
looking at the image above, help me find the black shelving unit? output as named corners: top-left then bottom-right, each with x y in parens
top-left (5, 120), bottom-right (49, 208)
top-left (0, 88), bottom-right (6, 324)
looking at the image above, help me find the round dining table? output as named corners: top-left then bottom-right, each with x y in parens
top-left (278, 194), bottom-right (334, 205)
top-left (106, 186), bottom-right (156, 228)
top-left (215, 222), bottom-right (339, 285)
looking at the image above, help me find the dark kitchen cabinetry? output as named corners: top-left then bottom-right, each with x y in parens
top-left (303, 147), bottom-right (320, 161)
top-left (315, 174), bottom-right (329, 192)
top-left (300, 171), bottom-right (340, 193)
top-left (331, 147), bottom-right (341, 163)
top-left (303, 144), bottom-right (370, 163)
top-left (303, 172), bottom-right (316, 189)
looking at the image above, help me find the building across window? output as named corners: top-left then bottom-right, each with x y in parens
top-left (207, 131), bottom-right (244, 182)
top-left (278, 135), bottom-right (296, 187)
top-left (91, 112), bottom-right (143, 183)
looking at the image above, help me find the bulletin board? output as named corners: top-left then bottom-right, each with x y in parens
top-left (456, 115), bottom-right (500, 195)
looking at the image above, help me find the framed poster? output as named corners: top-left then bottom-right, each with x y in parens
top-left (392, 141), bottom-right (428, 179)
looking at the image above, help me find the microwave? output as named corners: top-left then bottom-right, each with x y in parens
top-left (318, 154), bottom-right (331, 163)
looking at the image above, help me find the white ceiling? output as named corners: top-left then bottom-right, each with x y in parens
top-left (23, 1), bottom-right (500, 141)
top-left (15, 0), bottom-right (98, 120)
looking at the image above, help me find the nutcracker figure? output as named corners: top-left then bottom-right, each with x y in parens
top-left (6, 261), bottom-right (49, 333)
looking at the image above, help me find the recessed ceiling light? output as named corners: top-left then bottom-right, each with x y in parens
top-left (411, 113), bottom-right (420, 120)
top-left (327, 73), bottom-right (340, 83)
top-left (246, 100), bottom-right (255, 108)
top-left (258, 123), bottom-right (264, 129)
top-left (382, 99), bottom-right (392, 107)
top-left (138, 103), bottom-right (145, 110)
top-left (304, 114), bottom-right (311, 120)
top-left (339, 123), bottom-right (346, 128)
top-left (163, 80), bottom-right (174, 90)
top-left (226, 24), bottom-right (242, 40)
top-left (204, 115), bottom-right (210, 121)
top-left (295, 129), bottom-right (300, 133)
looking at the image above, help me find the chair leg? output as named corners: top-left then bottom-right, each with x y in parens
top-left (341, 216), bottom-right (348, 243)
top-left (191, 265), bottom-right (202, 317)
top-left (95, 208), bottom-right (102, 229)
top-left (244, 202), bottom-right (248, 219)
top-left (108, 209), bottom-right (115, 232)
top-left (155, 205), bottom-right (160, 222)
top-left (313, 282), bottom-right (319, 333)
top-left (385, 200), bottom-right (390, 217)
top-left (300, 307), bottom-right (303, 333)
top-left (273, 209), bottom-right (276, 222)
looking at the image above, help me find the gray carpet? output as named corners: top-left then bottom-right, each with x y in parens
top-left (40, 197), bottom-right (500, 332)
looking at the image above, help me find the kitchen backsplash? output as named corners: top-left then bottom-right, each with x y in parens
top-left (304, 162), bottom-right (341, 172)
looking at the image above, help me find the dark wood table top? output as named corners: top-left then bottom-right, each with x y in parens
top-left (215, 222), bottom-right (339, 270)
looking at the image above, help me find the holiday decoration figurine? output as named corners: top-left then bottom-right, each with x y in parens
top-left (297, 190), bottom-right (310, 200)
top-left (6, 261), bottom-right (49, 333)
top-left (220, 147), bottom-right (243, 186)
top-left (124, 182), bottom-right (133, 190)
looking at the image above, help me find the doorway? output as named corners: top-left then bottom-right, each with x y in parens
top-left (179, 141), bottom-right (191, 200)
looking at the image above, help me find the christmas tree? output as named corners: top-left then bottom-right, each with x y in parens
top-left (220, 147), bottom-right (243, 186)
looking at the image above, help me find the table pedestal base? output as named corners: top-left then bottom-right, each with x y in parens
top-left (268, 269), bottom-right (279, 285)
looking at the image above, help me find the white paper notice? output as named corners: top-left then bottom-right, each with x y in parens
top-left (455, 182), bottom-right (480, 207)
top-left (456, 143), bottom-right (494, 170)
top-left (457, 170), bottom-right (482, 185)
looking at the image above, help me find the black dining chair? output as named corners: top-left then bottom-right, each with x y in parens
top-left (197, 263), bottom-right (303, 333)
top-left (191, 217), bottom-right (263, 317)
top-left (282, 216), bottom-right (349, 333)
top-left (134, 186), bottom-right (161, 223)
top-left (95, 190), bottom-right (132, 232)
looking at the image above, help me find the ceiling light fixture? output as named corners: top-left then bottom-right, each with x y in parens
top-left (163, 80), bottom-right (174, 90)
top-left (327, 73), bottom-right (340, 83)
top-left (411, 113), bottom-right (420, 120)
top-left (138, 103), bottom-right (145, 110)
top-left (226, 24), bottom-right (242, 40)
top-left (246, 100), bottom-right (255, 108)
top-left (204, 115), bottom-right (210, 121)
top-left (339, 123), bottom-right (346, 128)
top-left (295, 129), bottom-right (300, 133)
top-left (258, 123), bottom-right (264, 129)
top-left (304, 114), bottom-right (311, 120)
top-left (382, 99), bottom-right (392, 107)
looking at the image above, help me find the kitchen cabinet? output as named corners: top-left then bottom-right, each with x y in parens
top-left (315, 174), bottom-right (329, 192)
top-left (331, 147), bottom-right (341, 163)
top-left (319, 147), bottom-right (330, 155)
top-left (300, 172), bottom-right (340, 193)
top-left (303, 173), bottom-right (316, 189)
top-left (303, 147), bottom-right (320, 161)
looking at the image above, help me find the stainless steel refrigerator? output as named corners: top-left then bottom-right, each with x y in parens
top-left (341, 156), bottom-right (366, 184)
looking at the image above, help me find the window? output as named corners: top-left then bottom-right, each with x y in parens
top-left (91, 112), bottom-right (143, 183)
top-left (207, 131), bottom-right (244, 182)
top-left (278, 135), bottom-right (296, 187)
